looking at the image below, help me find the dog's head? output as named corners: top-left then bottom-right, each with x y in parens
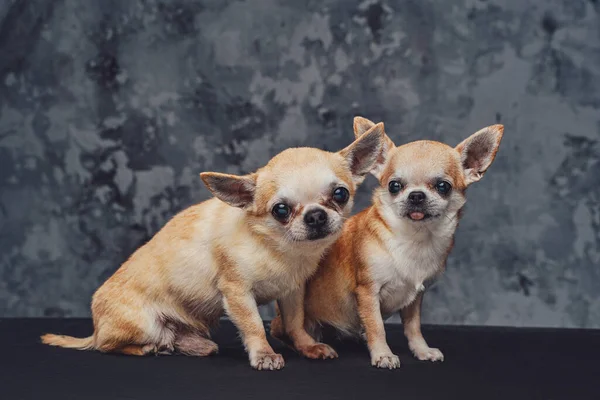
top-left (201, 123), bottom-right (384, 250)
top-left (353, 116), bottom-right (503, 228)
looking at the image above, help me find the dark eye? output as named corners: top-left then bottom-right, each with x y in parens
top-left (435, 181), bottom-right (452, 195)
top-left (271, 203), bottom-right (291, 221)
top-left (388, 180), bottom-right (402, 194)
top-left (332, 187), bottom-right (349, 204)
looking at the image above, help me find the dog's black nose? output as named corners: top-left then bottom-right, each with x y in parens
top-left (304, 209), bottom-right (328, 227)
top-left (408, 191), bottom-right (426, 204)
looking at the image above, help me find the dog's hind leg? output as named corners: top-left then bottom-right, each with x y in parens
top-left (174, 332), bottom-right (218, 356)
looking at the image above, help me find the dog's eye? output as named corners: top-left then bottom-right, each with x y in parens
top-left (435, 181), bottom-right (452, 195)
top-left (388, 180), bottom-right (402, 194)
top-left (271, 203), bottom-right (291, 220)
top-left (332, 187), bottom-right (349, 204)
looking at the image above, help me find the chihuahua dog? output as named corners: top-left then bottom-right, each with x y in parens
top-left (271, 117), bottom-right (503, 369)
top-left (41, 123), bottom-right (384, 370)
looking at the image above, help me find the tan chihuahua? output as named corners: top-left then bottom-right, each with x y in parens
top-left (41, 123), bottom-right (385, 370)
top-left (271, 117), bottom-right (504, 369)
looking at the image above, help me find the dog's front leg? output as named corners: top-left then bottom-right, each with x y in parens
top-left (220, 280), bottom-right (284, 370)
top-left (278, 286), bottom-right (338, 360)
top-left (400, 291), bottom-right (444, 362)
top-left (355, 284), bottom-right (400, 369)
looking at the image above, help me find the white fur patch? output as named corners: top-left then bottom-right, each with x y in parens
top-left (367, 209), bottom-right (458, 317)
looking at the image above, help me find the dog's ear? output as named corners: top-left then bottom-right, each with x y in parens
top-left (353, 116), bottom-right (396, 180)
top-left (200, 172), bottom-right (257, 208)
top-left (339, 122), bottom-right (384, 183)
top-left (353, 116), bottom-right (377, 138)
top-left (455, 124), bottom-right (504, 186)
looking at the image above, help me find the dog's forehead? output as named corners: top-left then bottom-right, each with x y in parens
top-left (388, 141), bottom-right (462, 182)
top-left (258, 148), bottom-right (350, 203)
top-left (276, 168), bottom-right (339, 202)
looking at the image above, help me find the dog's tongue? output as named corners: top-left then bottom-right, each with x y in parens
top-left (409, 212), bottom-right (425, 221)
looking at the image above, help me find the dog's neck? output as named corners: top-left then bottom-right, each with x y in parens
top-left (248, 220), bottom-right (337, 264)
top-left (373, 203), bottom-right (460, 246)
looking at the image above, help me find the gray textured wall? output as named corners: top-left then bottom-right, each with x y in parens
top-left (0, 0), bottom-right (599, 327)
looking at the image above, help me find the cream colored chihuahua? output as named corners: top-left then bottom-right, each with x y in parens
top-left (41, 123), bottom-right (385, 371)
top-left (271, 117), bottom-right (504, 369)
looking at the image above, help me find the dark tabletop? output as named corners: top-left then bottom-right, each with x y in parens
top-left (1, 319), bottom-right (599, 400)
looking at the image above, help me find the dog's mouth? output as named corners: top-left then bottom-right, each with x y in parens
top-left (408, 211), bottom-right (428, 221)
top-left (307, 232), bottom-right (329, 241)
top-left (287, 225), bottom-right (341, 243)
top-left (306, 226), bottom-right (335, 241)
top-left (405, 210), bottom-right (439, 221)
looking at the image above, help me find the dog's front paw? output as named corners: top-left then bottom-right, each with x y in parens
top-left (298, 343), bottom-right (338, 360)
top-left (371, 352), bottom-right (400, 369)
top-left (250, 352), bottom-right (285, 371)
top-left (411, 345), bottom-right (444, 362)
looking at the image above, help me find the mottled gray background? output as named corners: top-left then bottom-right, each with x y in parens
top-left (0, 0), bottom-right (599, 328)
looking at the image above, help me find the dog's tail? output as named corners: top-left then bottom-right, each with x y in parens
top-left (269, 303), bottom-right (287, 340)
top-left (41, 333), bottom-right (95, 350)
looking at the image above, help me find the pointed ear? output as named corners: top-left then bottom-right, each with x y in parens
top-left (353, 116), bottom-right (396, 180)
top-left (339, 122), bottom-right (384, 183)
top-left (200, 172), bottom-right (257, 208)
top-left (455, 124), bottom-right (504, 185)
top-left (353, 116), bottom-right (376, 138)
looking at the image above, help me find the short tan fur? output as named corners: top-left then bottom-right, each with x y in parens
top-left (42, 124), bottom-right (385, 370)
top-left (272, 117), bottom-right (504, 368)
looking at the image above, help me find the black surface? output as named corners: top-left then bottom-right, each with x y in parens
top-left (1, 319), bottom-right (599, 400)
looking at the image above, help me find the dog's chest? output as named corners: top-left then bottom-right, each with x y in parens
top-left (368, 237), bottom-right (447, 316)
top-left (251, 257), bottom-right (319, 305)
top-left (252, 275), bottom-right (297, 305)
